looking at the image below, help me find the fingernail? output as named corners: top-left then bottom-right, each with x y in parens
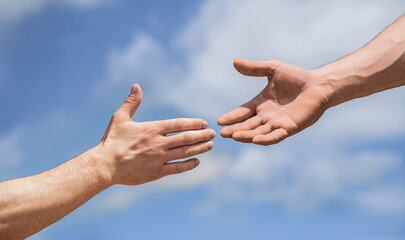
top-left (130, 84), bottom-right (138, 94)
top-left (194, 159), bottom-right (200, 167)
top-left (209, 130), bottom-right (216, 139)
top-left (201, 121), bottom-right (208, 129)
top-left (206, 141), bottom-right (214, 150)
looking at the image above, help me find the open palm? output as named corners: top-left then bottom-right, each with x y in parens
top-left (218, 58), bottom-right (331, 145)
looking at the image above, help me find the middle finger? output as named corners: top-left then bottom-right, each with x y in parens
top-left (165, 129), bottom-right (216, 149)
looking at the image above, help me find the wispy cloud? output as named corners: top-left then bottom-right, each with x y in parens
top-left (98, 32), bottom-right (166, 98)
top-left (97, 0), bottom-right (405, 215)
top-left (63, 0), bottom-right (112, 9)
top-left (0, 0), bottom-right (111, 22)
top-left (0, 0), bottom-right (47, 22)
top-left (5, 0), bottom-right (403, 218)
top-left (86, 152), bottom-right (229, 214)
top-left (354, 187), bottom-right (405, 215)
top-left (196, 147), bottom-right (402, 213)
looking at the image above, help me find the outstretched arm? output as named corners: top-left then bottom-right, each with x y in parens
top-left (0, 84), bottom-right (216, 239)
top-left (313, 15), bottom-right (405, 106)
top-left (218, 15), bottom-right (405, 145)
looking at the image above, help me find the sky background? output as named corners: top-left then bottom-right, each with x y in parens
top-left (1, 0), bottom-right (405, 239)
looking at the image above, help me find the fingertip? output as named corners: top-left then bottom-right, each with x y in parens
top-left (206, 141), bottom-right (214, 150)
top-left (232, 131), bottom-right (242, 139)
top-left (193, 158), bottom-right (200, 167)
top-left (217, 116), bottom-right (228, 126)
top-left (232, 131), bottom-right (253, 143)
top-left (233, 58), bottom-right (251, 74)
top-left (117, 83), bottom-right (143, 118)
top-left (233, 58), bottom-right (244, 67)
top-left (201, 120), bottom-right (209, 129)
top-left (209, 130), bottom-right (216, 139)
top-left (130, 83), bottom-right (141, 95)
top-left (232, 131), bottom-right (246, 141)
top-left (129, 83), bottom-right (143, 105)
top-left (220, 127), bottom-right (232, 138)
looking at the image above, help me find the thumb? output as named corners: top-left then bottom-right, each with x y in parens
top-left (116, 84), bottom-right (143, 118)
top-left (233, 58), bottom-right (281, 78)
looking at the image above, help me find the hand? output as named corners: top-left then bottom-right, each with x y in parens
top-left (96, 84), bottom-right (216, 185)
top-left (217, 59), bottom-right (332, 145)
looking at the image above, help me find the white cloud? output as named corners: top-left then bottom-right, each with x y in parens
top-left (354, 187), bottom-right (405, 215)
top-left (93, 32), bottom-right (177, 108)
top-left (105, 33), bottom-right (163, 86)
top-left (228, 147), bottom-right (294, 185)
top-left (1, 0), bottom-right (403, 230)
top-left (168, 0), bottom-right (405, 121)
top-left (309, 88), bottom-right (405, 146)
top-left (158, 152), bottom-right (229, 189)
top-left (0, 0), bottom-right (47, 22)
top-left (162, 0), bottom-right (405, 214)
top-left (96, 0), bottom-right (405, 215)
top-left (64, 0), bottom-right (111, 9)
top-left (91, 151), bottom-right (230, 212)
top-left (0, 0), bottom-right (109, 22)
top-left (196, 147), bottom-right (402, 213)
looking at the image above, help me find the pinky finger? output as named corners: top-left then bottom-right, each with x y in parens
top-left (252, 128), bottom-right (289, 145)
top-left (162, 158), bottom-right (200, 175)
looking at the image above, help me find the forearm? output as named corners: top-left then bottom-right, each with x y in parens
top-left (0, 83), bottom-right (213, 238)
top-left (313, 15), bottom-right (405, 107)
top-left (0, 146), bottom-right (111, 240)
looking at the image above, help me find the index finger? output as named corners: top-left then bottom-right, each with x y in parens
top-left (217, 102), bottom-right (255, 126)
top-left (156, 118), bottom-right (208, 134)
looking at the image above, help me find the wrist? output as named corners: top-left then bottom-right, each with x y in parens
top-left (86, 146), bottom-right (116, 188)
top-left (311, 55), bottom-right (361, 108)
top-left (310, 69), bottom-right (335, 110)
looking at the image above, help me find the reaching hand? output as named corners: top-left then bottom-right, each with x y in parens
top-left (97, 84), bottom-right (216, 185)
top-left (217, 58), bottom-right (332, 145)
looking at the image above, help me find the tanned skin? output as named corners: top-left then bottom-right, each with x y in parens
top-left (2, 13), bottom-right (405, 240)
top-left (218, 15), bottom-right (405, 146)
top-left (0, 84), bottom-right (216, 240)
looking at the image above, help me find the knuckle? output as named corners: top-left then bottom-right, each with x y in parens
top-left (194, 118), bottom-right (202, 128)
top-left (195, 145), bottom-right (205, 154)
top-left (266, 65), bottom-right (275, 78)
top-left (145, 125), bottom-right (159, 135)
top-left (267, 60), bottom-right (283, 78)
top-left (258, 116), bottom-right (266, 124)
top-left (183, 133), bottom-right (193, 144)
top-left (124, 95), bottom-right (136, 105)
top-left (264, 124), bottom-right (272, 132)
top-left (200, 144), bottom-right (207, 153)
top-left (175, 119), bottom-right (184, 130)
top-left (156, 148), bottom-right (166, 157)
top-left (204, 130), bottom-right (211, 140)
top-left (159, 149), bottom-right (168, 159)
top-left (182, 147), bottom-right (190, 156)
top-left (152, 142), bottom-right (166, 153)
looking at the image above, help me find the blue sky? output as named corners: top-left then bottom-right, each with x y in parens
top-left (1, 0), bottom-right (405, 239)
